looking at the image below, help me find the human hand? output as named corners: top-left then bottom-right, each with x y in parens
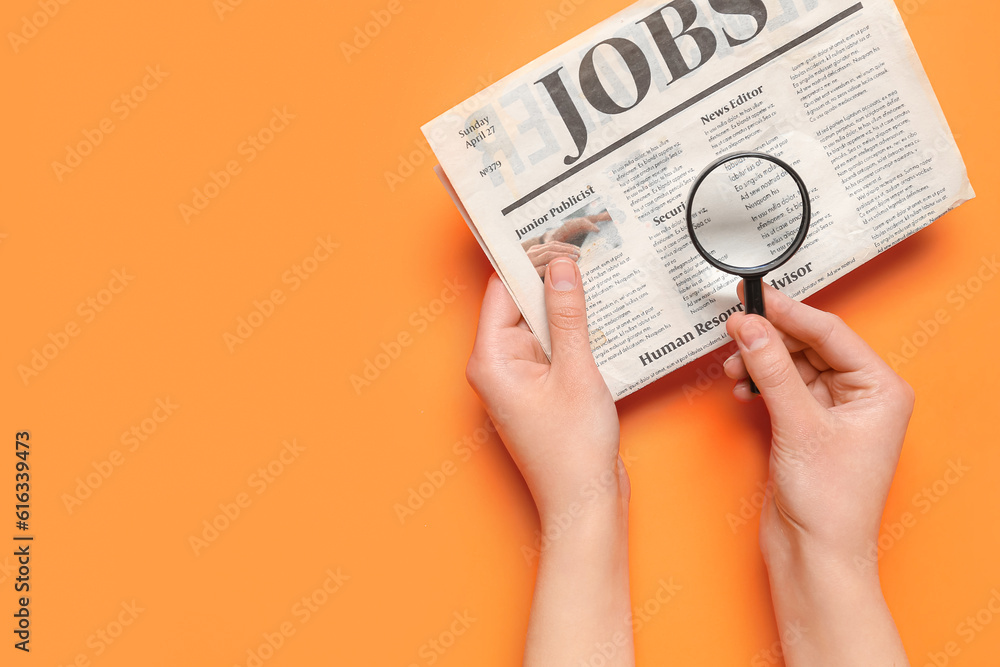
top-left (724, 283), bottom-right (914, 563)
top-left (467, 260), bottom-right (633, 666)
top-left (724, 283), bottom-right (914, 666)
top-left (465, 259), bottom-right (626, 520)
top-left (526, 241), bottom-right (581, 278)
top-left (545, 216), bottom-right (601, 244)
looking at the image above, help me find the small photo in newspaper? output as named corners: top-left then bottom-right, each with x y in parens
top-left (519, 199), bottom-right (623, 281)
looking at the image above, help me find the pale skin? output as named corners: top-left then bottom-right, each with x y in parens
top-left (466, 261), bottom-right (914, 666)
top-left (525, 241), bottom-right (581, 278)
top-left (521, 212), bottom-right (612, 277)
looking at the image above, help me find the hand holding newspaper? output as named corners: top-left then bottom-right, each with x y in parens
top-left (423, 0), bottom-right (973, 400)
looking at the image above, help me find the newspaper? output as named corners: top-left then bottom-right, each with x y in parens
top-left (422, 0), bottom-right (974, 400)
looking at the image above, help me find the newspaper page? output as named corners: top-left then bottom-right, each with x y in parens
top-left (422, 0), bottom-right (974, 400)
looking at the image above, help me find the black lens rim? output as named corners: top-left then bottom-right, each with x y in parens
top-left (685, 151), bottom-right (811, 279)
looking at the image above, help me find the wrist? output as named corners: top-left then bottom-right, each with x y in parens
top-left (763, 547), bottom-right (907, 667)
top-left (761, 518), bottom-right (880, 585)
top-left (534, 486), bottom-right (629, 570)
top-left (536, 463), bottom-right (630, 541)
top-left (764, 540), bottom-right (883, 608)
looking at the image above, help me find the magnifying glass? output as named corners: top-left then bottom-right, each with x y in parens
top-left (685, 152), bottom-right (811, 395)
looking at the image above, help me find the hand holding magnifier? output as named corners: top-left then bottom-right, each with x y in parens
top-left (685, 152), bottom-right (811, 395)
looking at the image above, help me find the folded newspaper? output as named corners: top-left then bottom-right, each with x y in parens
top-left (422, 0), bottom-right (974, 400)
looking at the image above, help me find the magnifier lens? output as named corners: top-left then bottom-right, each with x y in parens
top-left (689, 156), bottom-right (806, 271)
top-left (686, 152), bottom-right (811, 396)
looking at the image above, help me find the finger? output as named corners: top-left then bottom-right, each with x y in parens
top-left (544, 241), bottom-right (582, 253)
top-left (791, 351), bottom-right (823, 386)
top-left (725, 347), bottom-right (823, 387)
top-left (803, 347), bottom-right (831, 372)
top-left (544, 258), bottom-right (597, 374)
top-left (723, 332), bottom-right (813, 380)
top-left (735, 281), bottom-right (807, 352)
top-left (567, 218), bottom-right (600, 233)
top-left (723, 351), bottom-right (746, 380)
top-left (536, 250), bottom-right (580, 265)
top-left (529, 242), bottom-right (580, 258)
top-left (473, 274), bottom-right (523, 347)
top-left (729, 313), bottom-right (817, 422)
top-left (760, 284), bottom-right (879, 373)
top-left (732, 378), bottom-right (757, 403)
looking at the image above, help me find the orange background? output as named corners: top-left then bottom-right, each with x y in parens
top-left (1, 0), bottom-right (997, 665)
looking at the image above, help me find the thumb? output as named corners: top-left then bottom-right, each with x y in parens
top-left (544, 258), bottom-right (595, 372)
top-left (731, 314), bottom-right (815, 422)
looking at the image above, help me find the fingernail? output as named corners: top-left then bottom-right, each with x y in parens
top-left (724, 351), bottom-right (741, 369)
top-left (549, 259), bottom-right (577, 292)
top-left (738, 320), bottom-right (768, 351)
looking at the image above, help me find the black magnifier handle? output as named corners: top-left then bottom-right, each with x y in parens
top-left (742, 277), bottom-right (765, 395)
